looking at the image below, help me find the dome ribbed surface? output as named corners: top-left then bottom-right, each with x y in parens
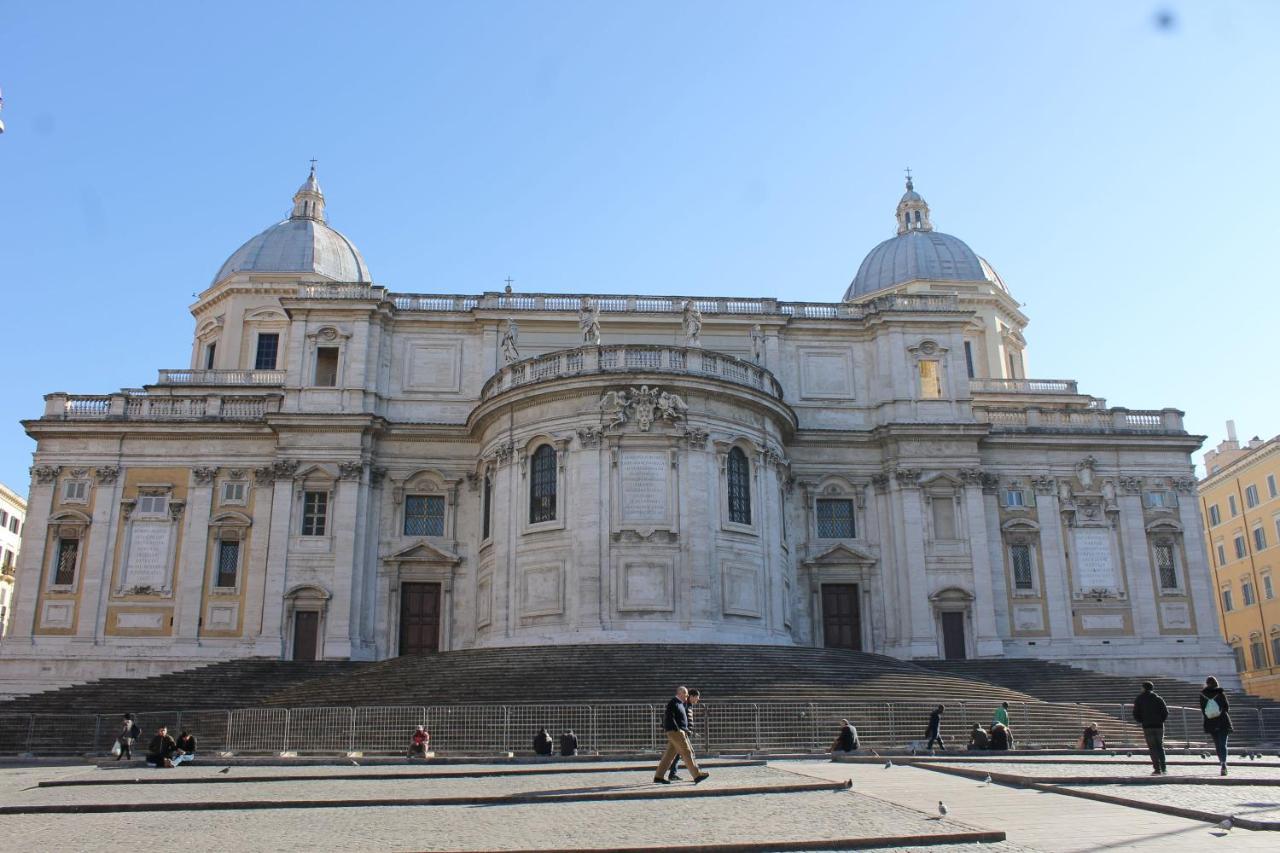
top-left (213, 217), bottom-right (370, 285)
top-left (844, 230), bottom-right (986, 300)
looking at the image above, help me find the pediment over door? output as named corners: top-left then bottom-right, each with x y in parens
top-left (384, 541), bottom-right (462, 567)
top-left (802, 543), bottom-right (878, 569)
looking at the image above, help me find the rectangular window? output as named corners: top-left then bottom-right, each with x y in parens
top-left (918, 360), bottom-right (942, 399)
top-left (963, 341), bottom-right (975, 378)
top-left (1154, 543), bottom-right (1178, 591)
top-left (1010, 543), bottom-right (1034, 590)
top-left (63, 480), bottom-right (88, 503)
top-left (1145, 491), bottom-right (1174, 508)
top-left (301, 491), bottom-right (328, 536)
top-left (1246, 485), bottom-right (1260, 508)
top-left (0, 510), bottom-right (7, 526)
top-left (1208, 504), bottom-right (1221, 526)
top-left (1269, 474), bottom-right (1278, 499)
top-left (215, 540), bottom-right (240, 588)
top-left (816, 498), bottom-right (856, 539)
top-left (221, 482), bottom-right (247, 504)
top-left (1264, 575), bottom-right (1275, 600)
top-left (204, 342), bottom-right (217, 370)
top-left (1251, 640), bottom-right (1268, 671)
top-left (54, 538), bottom-right (79, 586)
top-left (1007, 350), bottom-right (1024, 379)
top-left (1216, 544), bottom-right (1227, 566)
top-left (1243, 581), bottom-right (1255, 606)
top-left (254, 333), bottom-right (280, 370)
top-left (313, 346), bottom-right (339, 387)
top-left (403, 495), bottom-right (446, 537)
top-left (1235, 536), bottom-right (1248, 560)
top-left (1255, 527), bottom-right (1268, 551)
top-left (1229, 495), bottom-right (1238, 517)
top-left (1222, 588), bottom-right (1234, 612)
top-left (931, 497), bottom-right (957, 539)
top-left (136, 495), bottom-right (168, 516)
top-left (1005, 488), bottom-right (1026, 508)
top-left (8, 518), bottom-right (16, 535)
top-left (1232, 645), bottom-right (1246, 672)
top-left (482, 475), bottom-right (492, 540)
top-left (2, 549), bottom-right (12, 570)
top-left (1273, 636), bottom-right (1280, 667)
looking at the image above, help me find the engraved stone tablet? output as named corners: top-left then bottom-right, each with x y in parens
top-left (1073, 527), bottom-right (1117, 591)
top-left (1080, 613), bottom-right (1125, 631)
top-left (124, 522), bottom-right (173, 590)
top-left (1160, 602), bottom-right (1191, 629)
top-left (620, 452), bottom-right (668, 524)
top-left (1013, 605), bottom-right (1044, 631)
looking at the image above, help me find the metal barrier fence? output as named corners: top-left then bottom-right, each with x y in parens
top-left (1, 699), bottom-right (1273, 756)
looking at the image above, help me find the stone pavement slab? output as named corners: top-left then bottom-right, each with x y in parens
top-left (774, 758), bottom-right (1279, 851)
top-left (1057, 783), bottom-right (1280, 827)
top-left (929, 759), bottom-right (1280, 781)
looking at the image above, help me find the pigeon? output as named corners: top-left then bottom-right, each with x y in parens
top-left (349, 759), bottom-right (360, 767)
top-left (884, 760), bottom-right (894, 769)
top-left (1126, 752), bottom-right (1133, 758)
top-left (1218, 818), bottom-right (1232, 832)
top-left (983, 774), bottom-right (992, 786)
top-left (1198, 752), bottom-right (1207, 760)
top-left (938, 801), bottom-right (949, 818)
top-left (218, 767), bottom-right (230, 775)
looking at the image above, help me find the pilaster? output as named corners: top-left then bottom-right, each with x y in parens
top-left (961, 472), bottom-right (1002, 655)
top-left (324, 468), bottom-right (362, 659)
top-left (1033, 487), bottom-right (1074, 639)
top-left (8, 469), bottom-right (58, 642)
top-left (174, 469), bottom-right (215, 641)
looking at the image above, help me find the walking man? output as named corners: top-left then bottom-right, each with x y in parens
top-left (116, 714), bottom-right (140, 761)
top-left (654, 686), bottom-right (708, 785)
top-left (925, 704), bottom-right (946, 751)
top-left (1132, 681), bottom-right (1169, 775)
top-left (668, 688), bottom-right (701, 780)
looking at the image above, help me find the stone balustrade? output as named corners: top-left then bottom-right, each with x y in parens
top-left (156, 369), bottom-right (286, 386)
top-left (43, 393), bottom-right (281, 421)
top-left (481, 344), bottom-right (785, 401)
top-left (969, 377), bottom-right (1079, 395)
top-left (973, 405), bottom-right (1185, 434)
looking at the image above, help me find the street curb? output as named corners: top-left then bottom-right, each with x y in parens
top-left (0, 778), bottom-right (852, 815)
top-left (401, 831), bottom-right (1008, 852)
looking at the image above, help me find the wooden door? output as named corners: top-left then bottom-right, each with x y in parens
top-left (399, 582), bottom-right (441, 656)
top-left (941, 611), bottom-right (967, 660)
top-left (292, 611), bottom-right (319, 661)
top-left (821, 584), bottom-right (862, 651)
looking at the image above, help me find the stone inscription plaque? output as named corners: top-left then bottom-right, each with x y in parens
top-left (1073, 527), bottom-right (1117, 591)
top-left (620, 452), bottom-right (668, 523)
top-left (125, 522), bottom-right (172, 589)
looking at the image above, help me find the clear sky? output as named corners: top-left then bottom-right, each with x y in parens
top-left (1, 1), bottom-right (1277, 496)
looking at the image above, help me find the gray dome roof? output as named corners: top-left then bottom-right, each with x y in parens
top-left (212, 167), bottom-right (371, 286)
top-left (213, 217), bottom-right (370, 285)
top-left (844, 229), bottom-right (986, 300)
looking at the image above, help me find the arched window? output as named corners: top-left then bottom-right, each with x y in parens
top-left (482, 474), bottom-right (492, 539)
top-left (529, 445), bottom-right (557, 523)
top-left (727, 447), bottom-right (751, 525)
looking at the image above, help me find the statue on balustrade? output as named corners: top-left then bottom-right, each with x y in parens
top-left (500, 318), bottom-right (520, 364)
top-left (681, 299), bottom-right (702, 347)
top-left (580, 297), bottom-right (602, 345)
top-left (750, 324), bottom-right (764, 364)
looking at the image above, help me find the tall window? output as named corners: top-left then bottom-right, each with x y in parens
top-left (529, 445), bottom-right (557, 523)
top-left (1235, 535), bottom-right (1248, 560)
top-left (918, 360), bottom-right (942, 399)
top-left (1153, 542), bottom-right (1178, 591)
top-left (963, 341), bottom-right (975, 378)
top-left (1272, 636), bottom-right (1280, 667)
top-left (216, 540), bottom-right (240, 588)
top-left (1251, 640), bottom-right (1268, 670)
top-left (1242, 580), bottom-right (1256, 606)
top-left (1265, 574), bottom-right (1275, 600)
top-left (314, 347), bottom-right (339, 386)
top-left (1007, 350), bottom-right (1024, 378)
top-left (254, 333), bottom-right (280, 370)
top-left (301, 491), bottom-right (328, 536)
top-left (54, 537), bottom-right (79, 585)
top-left (931, 496), bottom-right (957, 539)
top-left (1010, 543), bottom-right (1035, 591)
top-left (1269, 474), bottom-right (1278, 499)
top-left (1208, 504), bottom-right (1221, 526)
top-left (482, 475), bottom-right (492, 540)
top-left (816, 498), bottom-right (855, 538)
top-left (1228, 495), bottom-right (1238, 517)
top-left (1232, 645), bottom-right (1246, 672)
top-left (204, 342), bottom-right (217, 370)
top-left (726, 447), bottom-right (751, 525)
top-left (1222, 588), bottom-right (1234, 612)
top-left (1246, 485), bottom-right (1260, 508)
top-left (1216, 543), bottom-right (1227, 566)
top-left (1255, 526), bottom-right (1268, 551)
top-left (404, 495), bottom-right (445, 537)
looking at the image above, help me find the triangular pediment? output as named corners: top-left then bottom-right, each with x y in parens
top-left (385, 541), bottom-right (461, 565)
top-left (804, 543), bottom-right (877, 567)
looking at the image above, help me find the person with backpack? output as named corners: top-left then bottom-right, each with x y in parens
top-left (115, 714), bottom-right (141, 761)
top-left (1200, 676), bottom-right (1233, 776)
top-left (1131, 681), bottom-right (1169, 775)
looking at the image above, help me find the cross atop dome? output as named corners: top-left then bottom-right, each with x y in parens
top-left (895, 172), bottom-right (932, 235)
top-left (291, 162), bottom-right (326, 222)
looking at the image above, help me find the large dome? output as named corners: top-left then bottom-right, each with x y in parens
top-left (212, 168), bottom-right (370, 286)
top-left (843, 178), bottom-right (1002, 301)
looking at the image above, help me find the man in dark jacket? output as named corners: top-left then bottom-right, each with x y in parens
top-left (146, 726), bottom-right (177, 768)
top-left (532, 728), bottom-right (553, 756)
top-left (653, 686), bottom-right (708, 784)
top-left (1132, 681), bottom-right (1168, 774)
top-left (117, 714), bottom-right (141, 761)
top-left (1200, 676), bottom-right (1233, 776)
top-left (925, 705), bottom-right (946, 751)
top-left (668, 688), bottom-right (701, 780)
top-left (559, 730), bottom-right (578, 756)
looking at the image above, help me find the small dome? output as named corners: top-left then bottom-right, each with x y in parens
top-left (212, 166), bottom-right (370, 286)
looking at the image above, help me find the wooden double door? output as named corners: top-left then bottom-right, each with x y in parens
top-left (821, 584), bottom-right (862, 651)
top-left (399, 582), bottom-right (441, 656)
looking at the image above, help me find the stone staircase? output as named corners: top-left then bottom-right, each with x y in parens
top-left (915, 659), bottom-right (1280, 746)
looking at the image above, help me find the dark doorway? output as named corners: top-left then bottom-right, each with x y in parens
top-left (292, 611), bottom-right (320, 661)
top-left (399, 582), bottom-right (441, 656)
top-left (821, 584), bottom-right (862, 651)
top-left (941, 611), bottom-right (967, 660)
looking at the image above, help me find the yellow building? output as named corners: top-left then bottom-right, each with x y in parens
top-left (1199, 422), bottom-right (1280, 698)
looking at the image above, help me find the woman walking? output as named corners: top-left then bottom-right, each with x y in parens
top-left (1200, 676), bottom-right (1233, 776)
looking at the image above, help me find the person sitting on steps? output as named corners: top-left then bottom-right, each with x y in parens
top-left (967, 723), bottom-right (990, 751)
top-left (170, 731), bottom-right (197, 766)
top-left (146, 726), bottom-right (178, 768)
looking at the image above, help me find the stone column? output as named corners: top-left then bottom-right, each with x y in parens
top-left (872, 475), bottom-right (907, 653)
top-left (243, 469), bottom-right (276, 647)
top-left (980, 475), bottom-right (1011, 641)
top-left (1177, 484), bottom-right (1223, 643)
top-left (962, 471), bottom-right (1002, 656)
top-left (174, 468), bottom-right (216, 642)
top-left (7, 466), bottom-right (60, 642)
top-left (891, 468), bottom-right (935, 656)
top-left (1033, 484), bottom-right (1073, 639)
top-left (571, 431), bottom-right (604, 631)
top-left (323, 464), bottom-right (363, 659)
top-left (1116, 486), bottom-right (1159, 638)
top-left (81, 467), bottom-right (123, 644)
top-left (256, 462), bottom-right (298, 656)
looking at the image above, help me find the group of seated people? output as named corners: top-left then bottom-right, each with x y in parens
top-left (532, 727), bottom-right (579, 756)
top-left (146, 727), bottom-right (196, 767)
top-left (967, 722), bottom-right (1014, 751)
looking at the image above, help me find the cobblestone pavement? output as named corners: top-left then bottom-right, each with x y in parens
top-left (929, 759), bottom-right (1280, 780)
top-left (0, 763), bottom-right (1000, 852)
top-left (1059, 783), bottom-right (1280, 823)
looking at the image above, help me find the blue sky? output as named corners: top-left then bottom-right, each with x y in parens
top-left (1, 1), bottom-right (1277, 495)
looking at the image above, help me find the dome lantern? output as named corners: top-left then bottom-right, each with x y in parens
top-left (290, 161), bottom-right (326, 222)
top-left (895, 175), bottom-right (933, 235)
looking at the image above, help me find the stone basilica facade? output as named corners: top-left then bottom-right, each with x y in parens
top-left (0, 169), bottom-right (1236, 693)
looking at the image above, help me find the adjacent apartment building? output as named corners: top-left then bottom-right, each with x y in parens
top-left (0, 483), bottom-right (25, 640)
top-left (1199, 422), bottom-right (1280, 699)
